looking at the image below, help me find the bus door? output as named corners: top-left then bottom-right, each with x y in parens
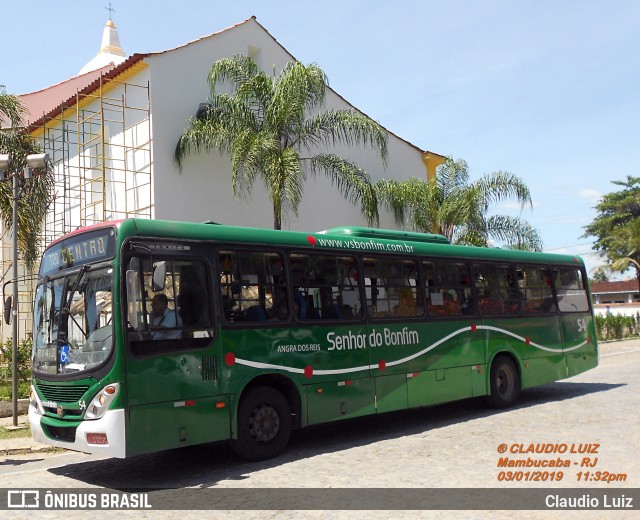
top-left (554, 267), bottom-right (598, 377)
top-left (406, 260), bottom-right (480, 409)
top-left (511, 265), bottom-right (564, 387)
top-left (286, 252), bottom-right (374, 425)
top-left (124, 253), bottom-right (226, 456)
top-left (361, 257), bottom-right (478, 412)
top-left (476, 264), bottom-right (564, 389)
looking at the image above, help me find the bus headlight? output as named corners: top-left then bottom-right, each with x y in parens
top-left (30, 385), bottom-right (45, 415)
top-left (85, 383), bottom-right (120, 420)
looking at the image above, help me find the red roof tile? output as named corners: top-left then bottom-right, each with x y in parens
top-left (18, 65), bottom-right (115, 125)
top-left (591, 279), bottom-right (640, 294)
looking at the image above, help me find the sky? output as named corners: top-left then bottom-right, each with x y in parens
top-left (1, 0), bottom-right (639, 276)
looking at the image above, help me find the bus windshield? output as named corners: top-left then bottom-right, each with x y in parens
top-left (32, 265), bottom-right (114, 376)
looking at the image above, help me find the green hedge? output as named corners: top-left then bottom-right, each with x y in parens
top-left (595, 313), bottom-right (640, 341)
top-left (0, 338), bottom-right (32, 400)
top-left (0, 338), bottom-right (32, 383)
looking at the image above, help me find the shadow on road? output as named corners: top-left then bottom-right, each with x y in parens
top-left (1, 457), bottom-right (45, 466)
top-left (48, 380), bottom-right (623, 490)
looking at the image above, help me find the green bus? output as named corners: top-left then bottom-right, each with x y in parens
top-left (29, 219), bottom-right (597, 460)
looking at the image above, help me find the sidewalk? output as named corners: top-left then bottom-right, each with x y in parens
top-left (0, 413), bottom-right (58, 456)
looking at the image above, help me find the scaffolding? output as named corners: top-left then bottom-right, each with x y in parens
top-left (39, 77), bottom-right (152, 243)
top-left (0, 76), bottom-right (152, 341)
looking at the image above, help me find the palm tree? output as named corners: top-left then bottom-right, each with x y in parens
top-left (375, 157), bottom-right (542, 251)
top-left (0, 86), bottom-right (25, 128)
top-left (607, 217), bottom-right (640, 292)
top-left (175, 55), bottom-right (387, 229)
top-left (0, 85), bottom-right (54, 269)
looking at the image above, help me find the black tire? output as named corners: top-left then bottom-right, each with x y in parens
top-left (487, 355), bottom-right (520, 408)
top-left (231, 385), bottom-right (292, 461)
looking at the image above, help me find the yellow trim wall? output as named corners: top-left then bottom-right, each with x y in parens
top-left (422, 152), bottom-right (447, 182)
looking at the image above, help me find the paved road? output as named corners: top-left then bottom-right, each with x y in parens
top-left (1, 339), bottom-right (639, 519)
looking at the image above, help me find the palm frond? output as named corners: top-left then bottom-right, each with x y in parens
top-left (231, 130), bottom-right (279, 199)
top-left (309, 154), bottom-right (379, 226)
top-left (208, 55), bottom-right (261, 93)
top-left (268, 62), bottom-right (327, 134)
top-left (471, 170), bottom-right (533, 211)
top-left (174, 94), bottom-right (256, 168)
top-left (0, 131), bottom-right (54, 269)
top-left (0, 86), bottom-right (26, 128)
top-left (485, 215), bottom-right (543, 251)
top-left (300, 109), bottom-right (387, 162)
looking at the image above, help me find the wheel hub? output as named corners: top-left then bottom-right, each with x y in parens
top-left (497, 369), bottom-right (511, 394)
top-left (249, 404), bottom-right (280, 443)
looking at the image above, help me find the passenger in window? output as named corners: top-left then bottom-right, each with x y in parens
top-left (270, 298), bottom-right (289, 320)
top-left (150, 293), bottom-right (181, 339)
top-left (293, 290), bottom-right (307, 319)
top-left (244, 305), bottom-right (267, 321)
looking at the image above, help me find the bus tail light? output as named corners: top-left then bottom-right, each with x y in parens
top-left (85, 383), bottom-right (120, 420)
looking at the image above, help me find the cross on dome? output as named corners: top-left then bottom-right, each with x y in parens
top-left (78, 8), bottom-right (126, 75)
top-left (105, 2), bottom-right (116, 20)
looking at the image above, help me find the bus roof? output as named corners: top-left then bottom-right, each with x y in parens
top-left (104, 218), bottom-right (585, 267)
top-left (321, 226), bottom-right (451, 245)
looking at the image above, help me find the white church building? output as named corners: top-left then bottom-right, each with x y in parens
top-left (4, 16), bottom-right (445, 339)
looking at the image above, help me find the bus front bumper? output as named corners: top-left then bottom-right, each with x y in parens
top-left (29, 405), bottom-right (126, 458)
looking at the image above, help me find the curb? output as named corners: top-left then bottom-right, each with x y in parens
top-left (1, 445), bottom-right (62, 456)
top-left (0, 399), bottom-right (29, 418)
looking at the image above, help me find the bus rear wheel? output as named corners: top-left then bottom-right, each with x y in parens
top-left (231, 386), bottom-right (292, 461)
top-left (487, 356), bottom-right (520, 408)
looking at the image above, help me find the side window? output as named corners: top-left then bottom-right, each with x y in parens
top-left (363, 256), bottom-right (423, 319)
top-left (423, 260), bottom-right (473, 316)
top-left (554, 267), bottom-right (589, 312)
top-left (176, 263), bottom-right (210, 327)
top-left (517, 265), bottom-right (557, 314)
top-left (127, 256), bottom-right (212, 356)
top-left (219, 250), bottom-right (288, 323)
top-left (475, 263), bottom-right (520, 315)
top-left (289, 253), bottom-right (361, 320)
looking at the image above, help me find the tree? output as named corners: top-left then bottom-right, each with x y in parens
top-left (590, 269), bottom-right (610, 283)
top-left (609, 219), bottom-right (640, 283)
top-left (375, 157), bottom-right (542, 250)
top-left (0, 85), bottom-right (54, 269)
top-left (0, 86), bottom-right (25, 128)
top-left (174, 55), bottom-right (387, 230)
top-left (582, 176), bottom-right (640, 291)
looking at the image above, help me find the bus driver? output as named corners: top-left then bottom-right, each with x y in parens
top-left (149, 293), bottom-right (181, 339)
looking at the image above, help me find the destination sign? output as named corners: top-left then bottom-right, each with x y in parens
top-left (40, 228), bottom-right (117, 276)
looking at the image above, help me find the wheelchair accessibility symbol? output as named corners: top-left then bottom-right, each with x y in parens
top-left (59, 344), bottom-right (70, 365)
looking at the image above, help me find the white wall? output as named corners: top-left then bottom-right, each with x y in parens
top-left (594, 305), bottom-right (640, 318)
top-left (146, 19), bottom-right (427, 231)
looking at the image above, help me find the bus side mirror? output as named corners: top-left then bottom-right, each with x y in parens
top-left (152, 261), bottom-right (166, 291)
top-left (3, 296), bottom-right (12, 325)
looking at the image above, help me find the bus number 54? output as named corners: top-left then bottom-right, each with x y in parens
top-left (577, 318), bottom-right (587, 332)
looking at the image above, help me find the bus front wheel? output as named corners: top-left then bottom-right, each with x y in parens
top-left (231, 385), bottom-right (292, 461)
top-left (487, 356), bottom-right (520, 408)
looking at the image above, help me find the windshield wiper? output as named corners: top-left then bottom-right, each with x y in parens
top-left (62, 265), bottom-right (90, 315)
